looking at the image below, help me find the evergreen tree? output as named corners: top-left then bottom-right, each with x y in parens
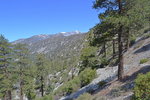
top-left (0, 35), bottom-right (14, 100)
top-left (14, 43), bottom-right (34, 100)
top-left (93, 0), bottom-right (125, 80)
top-left (35, 53), bottom-right (49, 97)
top-left (93, 0), bottom-right (150, 80)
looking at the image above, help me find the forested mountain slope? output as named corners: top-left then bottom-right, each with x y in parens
top-left (60, 33), bottom-right (150, 100)
top-left (13, 31), bottom-right (86, 72)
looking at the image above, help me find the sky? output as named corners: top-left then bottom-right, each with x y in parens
top-left (0, 0), bottom-right (100, 41)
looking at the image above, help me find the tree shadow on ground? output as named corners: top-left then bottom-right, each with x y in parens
top-left (63, 65), bottom-right (150, 100)
top-left (122, 65), bottom-right (150, 83)
top-left (107, 65), bottom-right (150, 98)
top-left (134, 43), bottom-right (150, 54)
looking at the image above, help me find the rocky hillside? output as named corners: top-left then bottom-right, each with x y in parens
top-left (13, 31), bottom-right (86, 73)
top-left (60, 34), bottom-right (150, 100)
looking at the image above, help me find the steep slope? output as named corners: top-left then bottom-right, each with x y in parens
top-left (13, 34), bottom-right (52, 45)
top-left (13, 31), bottom-right (86, 72)
top-left (60, 35), bottom-right (150, 100)
top-left (92, 36), bottom-right (150, 100)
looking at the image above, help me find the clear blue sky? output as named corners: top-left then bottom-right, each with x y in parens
top-left (0, 0), bottom-right (100, 41)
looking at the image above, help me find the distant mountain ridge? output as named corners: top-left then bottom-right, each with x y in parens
top-left (13, 31), bottom-right (86, 71)
top-left (13, 31), bottom-right (84, 45)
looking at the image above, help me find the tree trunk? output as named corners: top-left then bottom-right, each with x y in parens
top-left (118, 0), bottom-right (124, 80)
top-left (20, 81), bottom-right (23, 100)
top-left (8, 90), bottom-right (12, 100)
top-left (4, 92), bottom-right (7, 100)
top-left (113, 39), bottom-right (115, 58)
top-left (126, 30), bottom-right (130, 50)
top-left (41, 76), bottom-right (44, 97)
top-left (118, 29), bottom-right (124, 80)
top-left (103, 42), bottom-right (106, 58)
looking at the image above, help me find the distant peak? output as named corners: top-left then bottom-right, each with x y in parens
top-left (60, 31), bottom-right (81, 36)
top-left (34, 34), bottom-right (49, 37)
top-left (60, 32), bottom-right (66, 34)
top-left (30, 34), bottom-right (51, 40)
top-left (75, 30), bottom-right (80, 33)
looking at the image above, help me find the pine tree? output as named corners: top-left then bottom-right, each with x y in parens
top-left (93, 0), bottom-right (150, 80)
top-left (14, 43), bottom-right (34, 100)
top-left (0, 35), bottom-right (14, 100)
top-left (93, 0), bottom-right (129, 80)
top-left (35, 53), bottom-right (49, 97)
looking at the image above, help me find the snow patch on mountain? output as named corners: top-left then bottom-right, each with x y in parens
top-left (60, 31), bottom-right (81, 36)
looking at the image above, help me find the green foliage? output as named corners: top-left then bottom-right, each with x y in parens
top-left (140, 58), bottom-right (149, 64)
top-left (35, 94), bottom-right (54, 100)
top-left (35, 53), bottom-right (50, 96)
top-left (144, 33), bottom-right (150, 38)
top-left (25, 78), bottom-right (36, 100)
top-left (55, 68), bottom-right (96, 96)
top-left (0, 35), bottom-right (15, 98)
top-left (14, 43), bottom-right (35, 99)
top-left (144, 28), bottom-right (150, 33)
top-left (133, 72), bottom-right (150, 100)
top-left (79, 68), bottom-right (96, 87)
top-left (98, 81), bottom-right (107, 87)
top-left (55, 77), bottom-right (80, 96)
top-left (35, 53), bottom-right (49, 77)
top-left (130, 36), bottom-right (136, 46)
top-left (80, 37), bottom-right (99, 70)
top-left (100, 58), bottom-right (109, 68)
top-left (75, 93), bottom-right (93, 100)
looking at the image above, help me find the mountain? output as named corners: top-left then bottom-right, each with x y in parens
top-left (13, 31), bottom-right (86, 71)
top-left (60, 31), bottom-right (81, 36)
top-left (13, 34), bottom-right (52, 45)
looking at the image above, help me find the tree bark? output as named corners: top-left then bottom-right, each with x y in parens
top-left (126, 29), bottom-right (130, 50)
top-left (118, 0), bottom-right (124, 80)
top-left (41, 76), bottom-right (44, 97)
top-left (103, 42), bottom-right (106, 58)
top-left (113, 39), bottom-right (115, 58)
top-left (4, 92), bottom-right (7, 100)
top-left (8, 90), bottom-right (12, 100)
top-left (20, 81), bottom-right (23, 100)
top-left (118, 27), bottom-right (124, 80)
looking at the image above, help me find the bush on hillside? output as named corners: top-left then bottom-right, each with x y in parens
top-left (54, 68), bottom-right (96, 96)
top-left (79, 68), bottom-right (96, 87)
top-left (133, 72), bottom-right (150, 100)
top-left (75, 93), bottom-right (93, 100)
top-left (98, 81), bottom-right (107, 87)
top-left (54, 77), bottom-right (80, 96)
top-left (144, 28), bottom-right (150, 33)
top-left (36, 94), bottom-right (54, 100)
top-left (100, 58), bottom-right (109, 68)
top-left (130, 36), bottom-right (136, 46)
top-left (140, 58), bottom-right (149, 64)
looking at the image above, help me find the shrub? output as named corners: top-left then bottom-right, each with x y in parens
top-left (108, 87), bottom-right (124, 98)
top-left (144, 33), bottom-right (150, 38)
top-left (93, 96), bottom-right (107, 100)
top-left (36, 94), bottom-right (54, 100)
top-left (100, 58), bottom-right (109, 68)
top-left (144, 28), bottom-right (150, 33)
top-left (140, 58), bottom-right (149, 64)
top-left (54, 77), bottom-right (80, 96)
top-left (98, 81), bottom-right (107, 87)
top-left (54, 68), bottom-right (96, 96)
top-left (79, 68), bottom-right (96, 87)
top-left (63, 77), bottom-right (80, 95)
top-left (130, 36), bottom-right (136, 46)
top-left (133, 72), bottom-right (150, 100)
top-left (75, 93), bottom-right (93, 100)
